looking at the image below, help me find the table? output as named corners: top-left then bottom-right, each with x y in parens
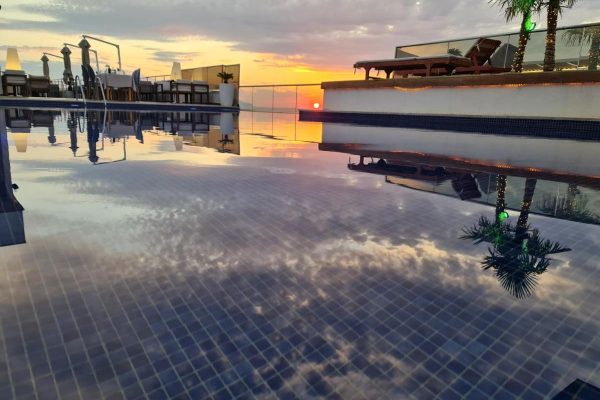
top-left (354, 56), bottom-right (472, 79)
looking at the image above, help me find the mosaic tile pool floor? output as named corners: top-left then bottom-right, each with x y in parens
top-left (1, 109), bottom-right (599, 399)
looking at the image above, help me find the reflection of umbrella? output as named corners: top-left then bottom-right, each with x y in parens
top-left (67, 113), bottom-right (79, 155)
top-left (41, 55), bottom-right (50, 78)
top-left (79, 38), bottom-right (91, 68)
top-left (60, 46), bottom-right (74, 87)
top-left (87, 114), bottom-right (100, 163)
top-left (134, 119), bottom-right (144, 144)
top-left (47, 125), bottom-right (56, 144)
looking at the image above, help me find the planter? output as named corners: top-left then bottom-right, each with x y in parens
top-left (220, 113), bottom-right (234, 135)
top-left (219, 83), bottom-right (235, 107)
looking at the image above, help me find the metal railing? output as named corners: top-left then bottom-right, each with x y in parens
top-left (74, 76), bottom-right (86, 106)
top-left (395, 21), bottom-right (600, 71)
top-left (96, 76), bottom-right (107, 108)
top-left (239, 84), bottom-right (323, 114)
top-left (143, 74), bottom-right (171, 82)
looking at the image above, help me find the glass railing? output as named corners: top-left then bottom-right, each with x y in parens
top-left (239, 84), bottom-right (323, 114)
top-left (396, 22), bottom-right (600, 71)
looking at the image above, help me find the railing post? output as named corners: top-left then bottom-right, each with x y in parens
top-left (97, 76), bottom-right (107, 108)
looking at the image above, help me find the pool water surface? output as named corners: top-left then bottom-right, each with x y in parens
top-left (1, 109), bottom-right (599, 399)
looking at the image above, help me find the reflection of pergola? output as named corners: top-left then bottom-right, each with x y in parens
top-left (319, 143), bottom-right (600, 190)
top-left (323, 144), bottom-right (600, 225)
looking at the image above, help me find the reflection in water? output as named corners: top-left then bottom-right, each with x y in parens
top-left (68, 112), bottom-right (79, 156)
top-left (2, 110), bottom-right (600, 398)
top-left (538, 183), bottom-right (600, 224)
top-left (322, 144), bottom-right (597, 298)
top-left (0, 111), bottom-right (25, 246)
top-left (461, 176), bottom-right (572, 299)
top-left (325, 148), bottom-right (600, 226)
top-left (86, 112), bottom-right (101, 164)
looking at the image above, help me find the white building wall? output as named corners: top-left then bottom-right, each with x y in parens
top-left (324, 84), bottom-right (600, 119)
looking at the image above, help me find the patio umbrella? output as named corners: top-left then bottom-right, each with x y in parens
top-left (79, 38), bottom-right (91, 68)
top-left (60, 46), bottom-right (74, 87)
top-left (41, 55), bottom-right (50, 78)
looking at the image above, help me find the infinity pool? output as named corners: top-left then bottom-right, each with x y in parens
top-left (1, 109), bottom-right (599, 399)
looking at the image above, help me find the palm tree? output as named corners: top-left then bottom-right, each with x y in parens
top-left (490, 0), bottom-right (539, 72)
top-left (562, 26), bottom-right (600, 70)
top-left (541, 0), bottom-right (578, 71)
top-left (461, 177), bottom-right (571, 298)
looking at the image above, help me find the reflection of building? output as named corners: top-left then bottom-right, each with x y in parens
top-left (157, 112), bottom-right (209, 136)
top-left (0, 112), bottom-right (25, 246)
top-left (184, 131), bottom-right (240, 155)
top-left (181, 113), bottom-right (241, 154)
top-left (5, 109), bottom-right (31, 153)
top-left (321, 142), bottom-right (600, 225)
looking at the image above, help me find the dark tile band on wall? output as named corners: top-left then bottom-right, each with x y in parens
top-left (299, 110), bottom-right (600, 141)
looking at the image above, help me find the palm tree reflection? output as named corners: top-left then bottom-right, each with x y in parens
top-left (461, 177), bottom-right (571, 299)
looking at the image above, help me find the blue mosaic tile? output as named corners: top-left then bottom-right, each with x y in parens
top-left (0, 108), bottom-right (599, 399)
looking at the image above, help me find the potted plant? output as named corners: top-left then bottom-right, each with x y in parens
top-left (217, 71), bottom-right (235, 107)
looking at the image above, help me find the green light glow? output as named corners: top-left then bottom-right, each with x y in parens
top-left (525, 14), bottom-right (536, 33)
top-left (498, 211), bottom-right (509, 222)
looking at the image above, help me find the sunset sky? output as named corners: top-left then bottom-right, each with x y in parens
top-left (1, 0), bottom-right (599, 84)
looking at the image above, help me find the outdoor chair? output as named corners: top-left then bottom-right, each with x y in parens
top-left (139, 81), bottom-right (156, 102)
top-left (2, 70), bottom-right (28, 96)
top-left (28, 76), bottom-right (51, 97)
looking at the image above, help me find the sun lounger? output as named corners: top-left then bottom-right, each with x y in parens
top-left (354, 38), bottom-right (512, 79)
top-left (453, 38), bottom-right (512, 75)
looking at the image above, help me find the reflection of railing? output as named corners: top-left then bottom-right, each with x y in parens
top-left (396, 22), bottom-right (600, 71)
top-left (239, 84), bottom-right (323, 114)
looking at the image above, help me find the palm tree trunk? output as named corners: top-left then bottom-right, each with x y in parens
top-left (495, 175), bottom-right (507, 221)
top-left (544, 2), bottom-right (559, 72)
top-left (589, 30), bottom-right (600, 70)
top-left (516, 178), bottom-right (537, 237)
top-left (512, 14), bottom-right (530, 73)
